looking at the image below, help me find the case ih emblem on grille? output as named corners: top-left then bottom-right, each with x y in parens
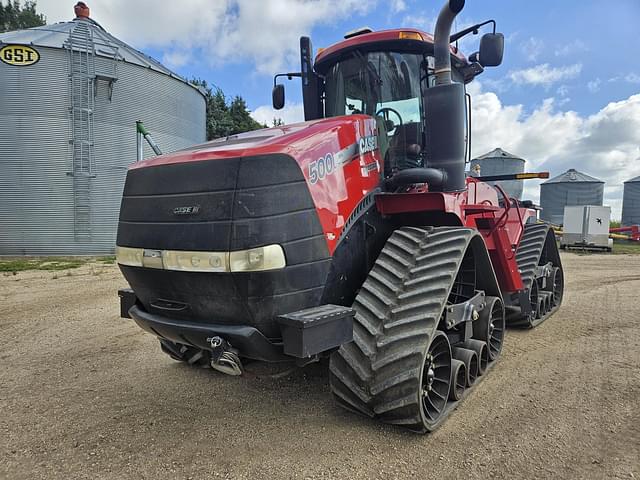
top-left (173, 205), bottom-right (201, 215)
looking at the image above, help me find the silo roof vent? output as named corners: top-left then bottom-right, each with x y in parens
top-left (74, 2), bottom-right (90, 19)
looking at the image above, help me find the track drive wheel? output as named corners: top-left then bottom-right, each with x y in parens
top-left (160, 339), bottom-right (211, 367)
top-left (329, 227), bottom-right (492, 433)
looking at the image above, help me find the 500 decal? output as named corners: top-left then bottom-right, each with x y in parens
top-left (308, 153), bottom-right (336, 184)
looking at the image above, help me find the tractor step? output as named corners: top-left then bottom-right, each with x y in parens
top-left (278, 304), bottom-right (355, 358)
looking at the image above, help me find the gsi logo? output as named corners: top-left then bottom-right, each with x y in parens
top-left (0, 45), bottom-right (40, 66)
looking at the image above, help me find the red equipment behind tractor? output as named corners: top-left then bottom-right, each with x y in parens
top-left (116, 0), bottom-right (564, 432)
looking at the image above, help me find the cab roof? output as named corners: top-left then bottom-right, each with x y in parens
top-left (314, 28), bottom-right (468, 70)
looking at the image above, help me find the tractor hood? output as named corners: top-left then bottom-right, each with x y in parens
top-left (116, 115), bottom-right (383, 336)
top-left (132, 116), bottom-right (372, 171)
top-left (124, 115), bottom-right (383, 255)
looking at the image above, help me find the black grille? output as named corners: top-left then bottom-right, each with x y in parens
top-left (117, 154), bottom-right (331, 336)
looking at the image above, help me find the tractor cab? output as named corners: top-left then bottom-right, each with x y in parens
top-left (321, 48), bottom-right (434, 175)
top-left (273, 26), bottom-right (503, 183)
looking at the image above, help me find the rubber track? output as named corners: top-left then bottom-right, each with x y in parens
top-left (329, 227), bottom-right (477, 433)
top-left (509, 223), bottom-right (563, 327)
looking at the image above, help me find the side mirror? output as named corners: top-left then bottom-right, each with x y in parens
top-left (272, 84), bottom-right (285, 110)
top-left (478, 32), bottom-right (504, 67)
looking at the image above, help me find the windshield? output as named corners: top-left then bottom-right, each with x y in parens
top-left (324, 51), bottom-right (430, 121)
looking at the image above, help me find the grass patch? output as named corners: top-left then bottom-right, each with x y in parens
top-left (612, 241), bottom-right (640, 255)
top-left (0, 257), bottom-right (88, 273)
top-left (97, 256), bottom-right (116, 264)
top-left (562, 241), bottom-right (640, 255)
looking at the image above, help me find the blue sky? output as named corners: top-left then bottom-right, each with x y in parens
top-left (36, 0), bottom-right (640, 217)
top-left (138, 0), bottom-right (640, 117)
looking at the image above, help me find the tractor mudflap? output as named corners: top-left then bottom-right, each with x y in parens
top-left (329, 227), bottom-right (504, 433)
top-left (506, 223), bottom-right (564, 328)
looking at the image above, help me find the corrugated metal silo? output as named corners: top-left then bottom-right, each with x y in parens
top-left (0, 8), bottom-right (206, 255)
top-left (539, 168), bottom-right (604, 225)
top-left (469, 148), bottom-right (525, 200)
top-left (621, 176), bottom-right (640, 226)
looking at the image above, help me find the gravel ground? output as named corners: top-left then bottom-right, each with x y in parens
top-left (1, 253), bottom-right (639, 480)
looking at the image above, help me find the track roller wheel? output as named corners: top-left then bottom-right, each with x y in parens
top-left (449, 359), bottom-right (466, 401)
top-left (550, 267), bottom-right (564, 307)
top-left (530, 280), bottom-right (540, 320)
top-left (451, 347), bottom-right (478, 386)
top-left (472, 296), bottom-right (505, 361)
top-left (461, 339), bottom-right (488, 375)
top-left (159, 339), bottom-right (211, 367)
top-left (421, 331), bottom-right (453, 427)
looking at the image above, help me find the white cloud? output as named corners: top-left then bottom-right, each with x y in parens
top-left (587, 78), bottom-right (601, 93)
top-left (35, 0), bottom-right (373, 74)
top-left (391, 0), bottom-right (406, 14)
top-left (624, 73), bottom-right (640, 84)
top-left (468, 81), bottom-right (640, 218)
top-left (520, 37), bottom-right (544, 62)
top-left (251, 102), bottom-right (304, 126)
top-left (508, 63), bottom-right (582, 88)
top-left (402, 14), bottom-right (434, 32)
top-left (555, 39), bottom-right (587, 57)
top-left (609, 73), bottom-right (640, 84)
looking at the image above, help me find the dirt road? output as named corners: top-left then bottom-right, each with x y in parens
top-left (1, 253), bottom-right (638, 479)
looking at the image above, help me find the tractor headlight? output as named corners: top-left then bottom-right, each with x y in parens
top-left (229, 245), bottom-right (286, 272)
top-left (115, 245), bottom-right (286, 272)
top-left (162, 250), bottom-right (229, 272)
top-left (115, 246), bottom-right (144, 267)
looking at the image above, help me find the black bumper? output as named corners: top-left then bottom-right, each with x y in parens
top-left (128, 304), bottom-right (290, 363)
top-left (120, 288), bottom-right (355, 363)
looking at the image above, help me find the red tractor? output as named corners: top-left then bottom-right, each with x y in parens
top-left (116, 0), bottom-right (563, 433)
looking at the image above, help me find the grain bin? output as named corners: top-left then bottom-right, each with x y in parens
top-left (0, 5), bottom-right (206, 255)
top-left (621, 176), bottom-right (640, 226)
top-left (539, 169), bottom-right (604, 225)
top-left (469, 148), bottom-right (526, 200)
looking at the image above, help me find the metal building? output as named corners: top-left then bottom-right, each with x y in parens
top-left (0, 6), bottom-right (206, 255)
top-left (540, 168), bottom-right (604, 225)
top-left (621, 176), bottom-right (640, 226)
top-left (469, 148), bottom-right (525, 200)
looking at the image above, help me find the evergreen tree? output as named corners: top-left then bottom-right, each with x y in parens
top-left (0, 1), bottom-right (46, 33)
top-left (191, 78), bottom-right (265, 140)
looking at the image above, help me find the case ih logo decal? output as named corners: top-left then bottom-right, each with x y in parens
top-left (0, 45), bottom-right (40, 66)
top-left (173, 205), bottom-right (201, 215)
top-left (358, 135), bottom-right (380, 177)
top-left (358, 135), bottom-right (377, 155)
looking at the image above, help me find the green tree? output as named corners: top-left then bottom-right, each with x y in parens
top-left (191, 78), bottom-right (265, 140)
top-left (0, 0), bottom-right (46, 33)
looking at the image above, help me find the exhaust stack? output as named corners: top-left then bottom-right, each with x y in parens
top-left (433, 0), bottom-right (464, 85)
top-left (423, 0), bottom-right (467, 192)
